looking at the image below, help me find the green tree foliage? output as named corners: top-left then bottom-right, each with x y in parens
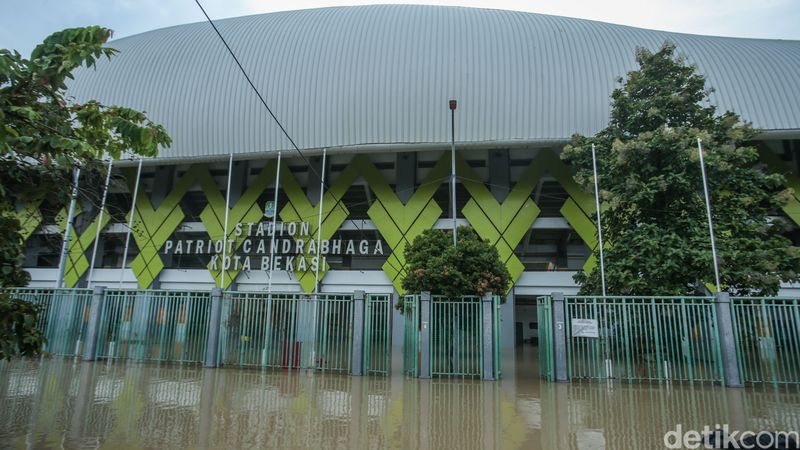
top-left (0, 26), bottom-right (171, 357)
top-left (0, 26), bottom-right (171, 287)
top-left (0, 294), bottom-right (45, 360)
top-left (562, 43), bottom-right (800, 296)
top-left (402, 226), bottom-right (511, 300)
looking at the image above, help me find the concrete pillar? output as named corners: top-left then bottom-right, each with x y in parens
top-left (351, 290), bottom-right (365, 376)
top-left (419, 291), bottom-right (431, 379)
top-left (391, 290), bottom-right (405, 374)
top-left (714, 292), bottom-right (743, 387)
top-left (482, 293), bottom-right (496, 381)
top-left (488, 149), bottom-right (510, 202)
top-left (552, 292), bottom-right (569, 382)
top-left (82, 286), bottom-right (105, 361)
top-left (396, 153), bottom-right (417, 203)
top-left (204, 287), bottom-right (224, 368)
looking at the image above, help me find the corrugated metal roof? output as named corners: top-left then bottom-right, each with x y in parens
top-left (66, 5), bottom-right (800, 161)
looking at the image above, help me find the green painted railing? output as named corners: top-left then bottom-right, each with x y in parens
top-left (536, 296), bottom-right (555, 381)
top-left (219, 292), bottom-right (354, 372)
top-left (732, 297), bottom-right (800, 385)
top-left (6, 288), bottom-right (93, 357)
top-left (364, 293), bottom-right (392, 376)
top-left (403, 294), bottom-right (501, 379)
top-left (96, 290), bottom-right (212, 364)
top-left (430, 295), bottom-right (484, 378)
top-left (403, 295), bottom-right (419, 377)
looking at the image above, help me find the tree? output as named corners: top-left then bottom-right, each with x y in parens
top-left (0, 26), bottom-right (171, 358)
top-left (402, 226), bottom-right (511, 300)
top-left (562, 43), bottom-right (800, 296)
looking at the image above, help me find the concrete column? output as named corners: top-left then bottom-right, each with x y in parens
top-left (82, 286), bottom-right (105, 361)
top-left (204, 287), bottom-right (224, 368)
top-left (419, 291), bottom-right (431, 379)
top-left (482, 293), bottom-right (496, 381)
top-left (351, 290), bottom-right (366, 376)
top-left (714, 292), bottom-right (743, 387)
top-left (396, 153), bottom-right (417, 203)
top-left (488, 149), bottom-right (510, 202)
top-left (391, 290), bottom-right (405, 372)
top-left (552, 292), bottom-right (569, 382)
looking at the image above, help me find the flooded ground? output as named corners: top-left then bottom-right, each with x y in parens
top-left (0, 347), bottom-right (799, 449)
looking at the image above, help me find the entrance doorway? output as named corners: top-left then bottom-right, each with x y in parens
top-left (514, 296), bottom-right (539, 347)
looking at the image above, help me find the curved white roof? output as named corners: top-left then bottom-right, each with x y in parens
top-left (67, 5), bottom-right (800, 161)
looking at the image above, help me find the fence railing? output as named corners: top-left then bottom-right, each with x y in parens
top-left (364, 293), bottom-right (392, 376)
top-left (403, 295), bottom-right (419, 377)
top-left (732, 297), bottom-right (800, 385)
top-left (537, 294), bottom-right (800, 386)
top-left (8, 288), bottom-right (93, 357)
top-left (97, 290), bottom-right (212, 364)
top-left (4, 287), bottom-right (391, 377)
top-left (403, 293), bottom-right (501, 380)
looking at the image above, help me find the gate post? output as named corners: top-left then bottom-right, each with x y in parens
top-left (715, 292), bottom-right (743, 387)
top-left (82, 286), bottom-right (105, 361)
top-left (204, 288), bottom-right (224, 368)
top-left (481, 292), bottom-right (496, 381)
top-left (419, 291), bottom-right (431, 379)
top-left (351, 290), bottom-right (366, 376)
top-left (552, 292), bottom-right (569, 382)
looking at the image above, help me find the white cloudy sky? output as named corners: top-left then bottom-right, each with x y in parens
top-left (2, 0), bottom-right (799, 55)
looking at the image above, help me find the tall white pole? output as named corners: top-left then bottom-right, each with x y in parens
top-left (87, 160), bottom-right (113, 288)
top-left (55, 167), bottom-right (81, 289)
top-left (119, 159), bottom-right (143, 288)
top-left (591, 144), bottom-right (607, 297)
top-left (450, 101), bottom-right (458, 246)
top-left (314, 148), bottom-right (327, 293)
top-left (697, 138), bottom-right (722, 293)
top-left (221, 153), bottom-right (234, 289)
top-left (267, 151), bottom-right (281, 293)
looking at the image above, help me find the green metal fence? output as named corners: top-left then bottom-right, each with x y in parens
top-left (364, 293), bottom-right (392, 376)
top-left (219, 292), bottom-right (354, 372)
top-left (732, 297), bottom-right (800, 385)
top-left (6, 288), bottom-right (93, 357)
top-left (566, 296), bottom-right (723, 384)
top-left (403, 295), bottom-right (419, 377)
top-left (536, 296), bottom-right (554, 381)
top-left (430, 296), bottom-right (484, 378)
top-left (95, 290), bottom-right (212, 364)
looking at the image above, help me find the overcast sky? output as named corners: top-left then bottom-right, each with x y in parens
top-left (2, 0), bottom-right (799, 56)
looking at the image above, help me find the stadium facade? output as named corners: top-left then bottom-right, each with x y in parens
top-left (18, 5), bottom-right (800, 349)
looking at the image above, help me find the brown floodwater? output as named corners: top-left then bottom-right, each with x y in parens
top-left (1, 347), bottom-right (799, 449)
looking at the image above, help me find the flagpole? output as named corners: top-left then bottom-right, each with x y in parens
top-left (591, 144), bottom-right (607, 297)
top-left (55, 167), bottom-right (81, 289)
top-left (697, 138), bottom-right (722, 292)
top-left (119, 159), bottom-right (143, 288)
top-left (314, 148), bottom-right (327, 294)
top-left (449, 100), bottom-right (458, 246)
top-left (87, 160), bottom-right (113, 288)
top-left (267, 151), bottom-right (281, 293)
top-left (220, 153), bottom-right (234, 289)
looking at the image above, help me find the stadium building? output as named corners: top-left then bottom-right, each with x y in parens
top-left (18, 5), bottom-right (800, 350)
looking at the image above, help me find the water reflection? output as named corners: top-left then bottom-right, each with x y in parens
top-left (0, 352), bottom-right (799, 449)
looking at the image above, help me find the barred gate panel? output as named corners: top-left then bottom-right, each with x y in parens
top-left (364, 294), bottom-right (392, 376)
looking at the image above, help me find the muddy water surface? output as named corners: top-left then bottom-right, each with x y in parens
top-left (0, 347), bottom-right (798, 449)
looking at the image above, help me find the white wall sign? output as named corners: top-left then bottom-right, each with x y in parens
top-left (571, 318), bottom-right (599, 338)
